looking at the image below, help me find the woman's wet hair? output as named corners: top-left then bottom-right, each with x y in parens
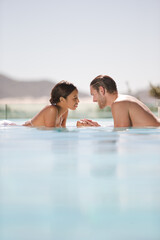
top-left (90, 75), bottom-right (118, 93)
top-left (50, 81), bottom-right (77, 105)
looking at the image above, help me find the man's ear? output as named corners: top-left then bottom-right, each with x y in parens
top-left (99, 86), bottom-right (105, 95)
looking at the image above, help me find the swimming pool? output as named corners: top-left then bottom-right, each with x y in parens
top-left (0, 119), bottom-right (160, 240)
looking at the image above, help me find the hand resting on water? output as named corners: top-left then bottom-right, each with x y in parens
top-left (76, 119), bottom-right (100, 127)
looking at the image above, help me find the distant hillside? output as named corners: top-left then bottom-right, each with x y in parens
top-left (0, 74), bottom-right (88, 99)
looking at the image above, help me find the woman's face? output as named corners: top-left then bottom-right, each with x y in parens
top-left (66, 89), bottom-right (79, 110)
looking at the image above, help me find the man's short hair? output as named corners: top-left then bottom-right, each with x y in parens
top-left (90, 75), bottom-right (118, 94)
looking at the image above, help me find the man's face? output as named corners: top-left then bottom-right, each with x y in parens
top-left (90, 86), bottom-right (107, 109)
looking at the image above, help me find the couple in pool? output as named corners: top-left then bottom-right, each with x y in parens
top-left (23, 75), bottom-right (160, 128)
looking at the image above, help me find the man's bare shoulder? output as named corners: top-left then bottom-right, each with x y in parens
top-left (111, 95), bottom-right (137, 115)
top-left (113, 94), bottom-right (141, 109)
top-left (114, 94), bottom-right (137, 103)
top-left (112, 95), bottom-right (131, 108)
top-left (112, 100), bottom-right (129, 115)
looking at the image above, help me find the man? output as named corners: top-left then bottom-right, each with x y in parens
top-left (77, 75), bottom-right (160, 127)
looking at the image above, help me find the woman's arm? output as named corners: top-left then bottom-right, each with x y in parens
top-left (76, 119), bottom-right (100, 127)
top-left (61, 110), bottom-right (68, 127)
top-left (44, 106), bottom-right (58, 127)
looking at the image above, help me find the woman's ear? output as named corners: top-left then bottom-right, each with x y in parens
top-left (60, 97), bottom-right (65, 102)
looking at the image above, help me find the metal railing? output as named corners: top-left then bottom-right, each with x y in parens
top-left (0, 103), bottom-right (113, 119)
top-left (0, 103), bottom-right (159, 120)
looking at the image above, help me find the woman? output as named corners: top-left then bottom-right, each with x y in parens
top-left (22, 81), bottom-right (79, 127)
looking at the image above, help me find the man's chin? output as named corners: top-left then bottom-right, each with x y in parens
top-left (98, 105), bottom-right (105, 109)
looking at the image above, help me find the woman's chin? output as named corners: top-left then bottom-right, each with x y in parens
top-left (71, 105), bottom-right (78, 110)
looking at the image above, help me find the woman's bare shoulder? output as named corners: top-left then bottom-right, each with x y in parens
top-left (43, 105), bottom-right (58, 113)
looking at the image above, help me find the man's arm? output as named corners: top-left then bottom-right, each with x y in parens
top-left (111, 102), bottom-right (131, 127)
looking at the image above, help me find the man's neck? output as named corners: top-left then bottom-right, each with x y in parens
top-left (106, 92), bottom-right (118, 107)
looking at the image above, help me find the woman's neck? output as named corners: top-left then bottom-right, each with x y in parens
top-left (56, 104), bottom-right (68, 117)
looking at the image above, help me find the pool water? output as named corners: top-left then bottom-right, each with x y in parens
top-left (0, 119), bottom-right (160, 240)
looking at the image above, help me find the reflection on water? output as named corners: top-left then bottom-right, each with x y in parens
top-left (0, 120), bottom-right (160, 240)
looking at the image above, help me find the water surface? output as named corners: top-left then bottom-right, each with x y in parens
top-left (0, 119), bottom-right (160, 240)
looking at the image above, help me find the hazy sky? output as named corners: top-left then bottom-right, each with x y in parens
top-left (1, 0), bottom-right (160, 93)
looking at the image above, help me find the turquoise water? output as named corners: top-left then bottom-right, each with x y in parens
top-left (0, 119), bottom-right (160, 240)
